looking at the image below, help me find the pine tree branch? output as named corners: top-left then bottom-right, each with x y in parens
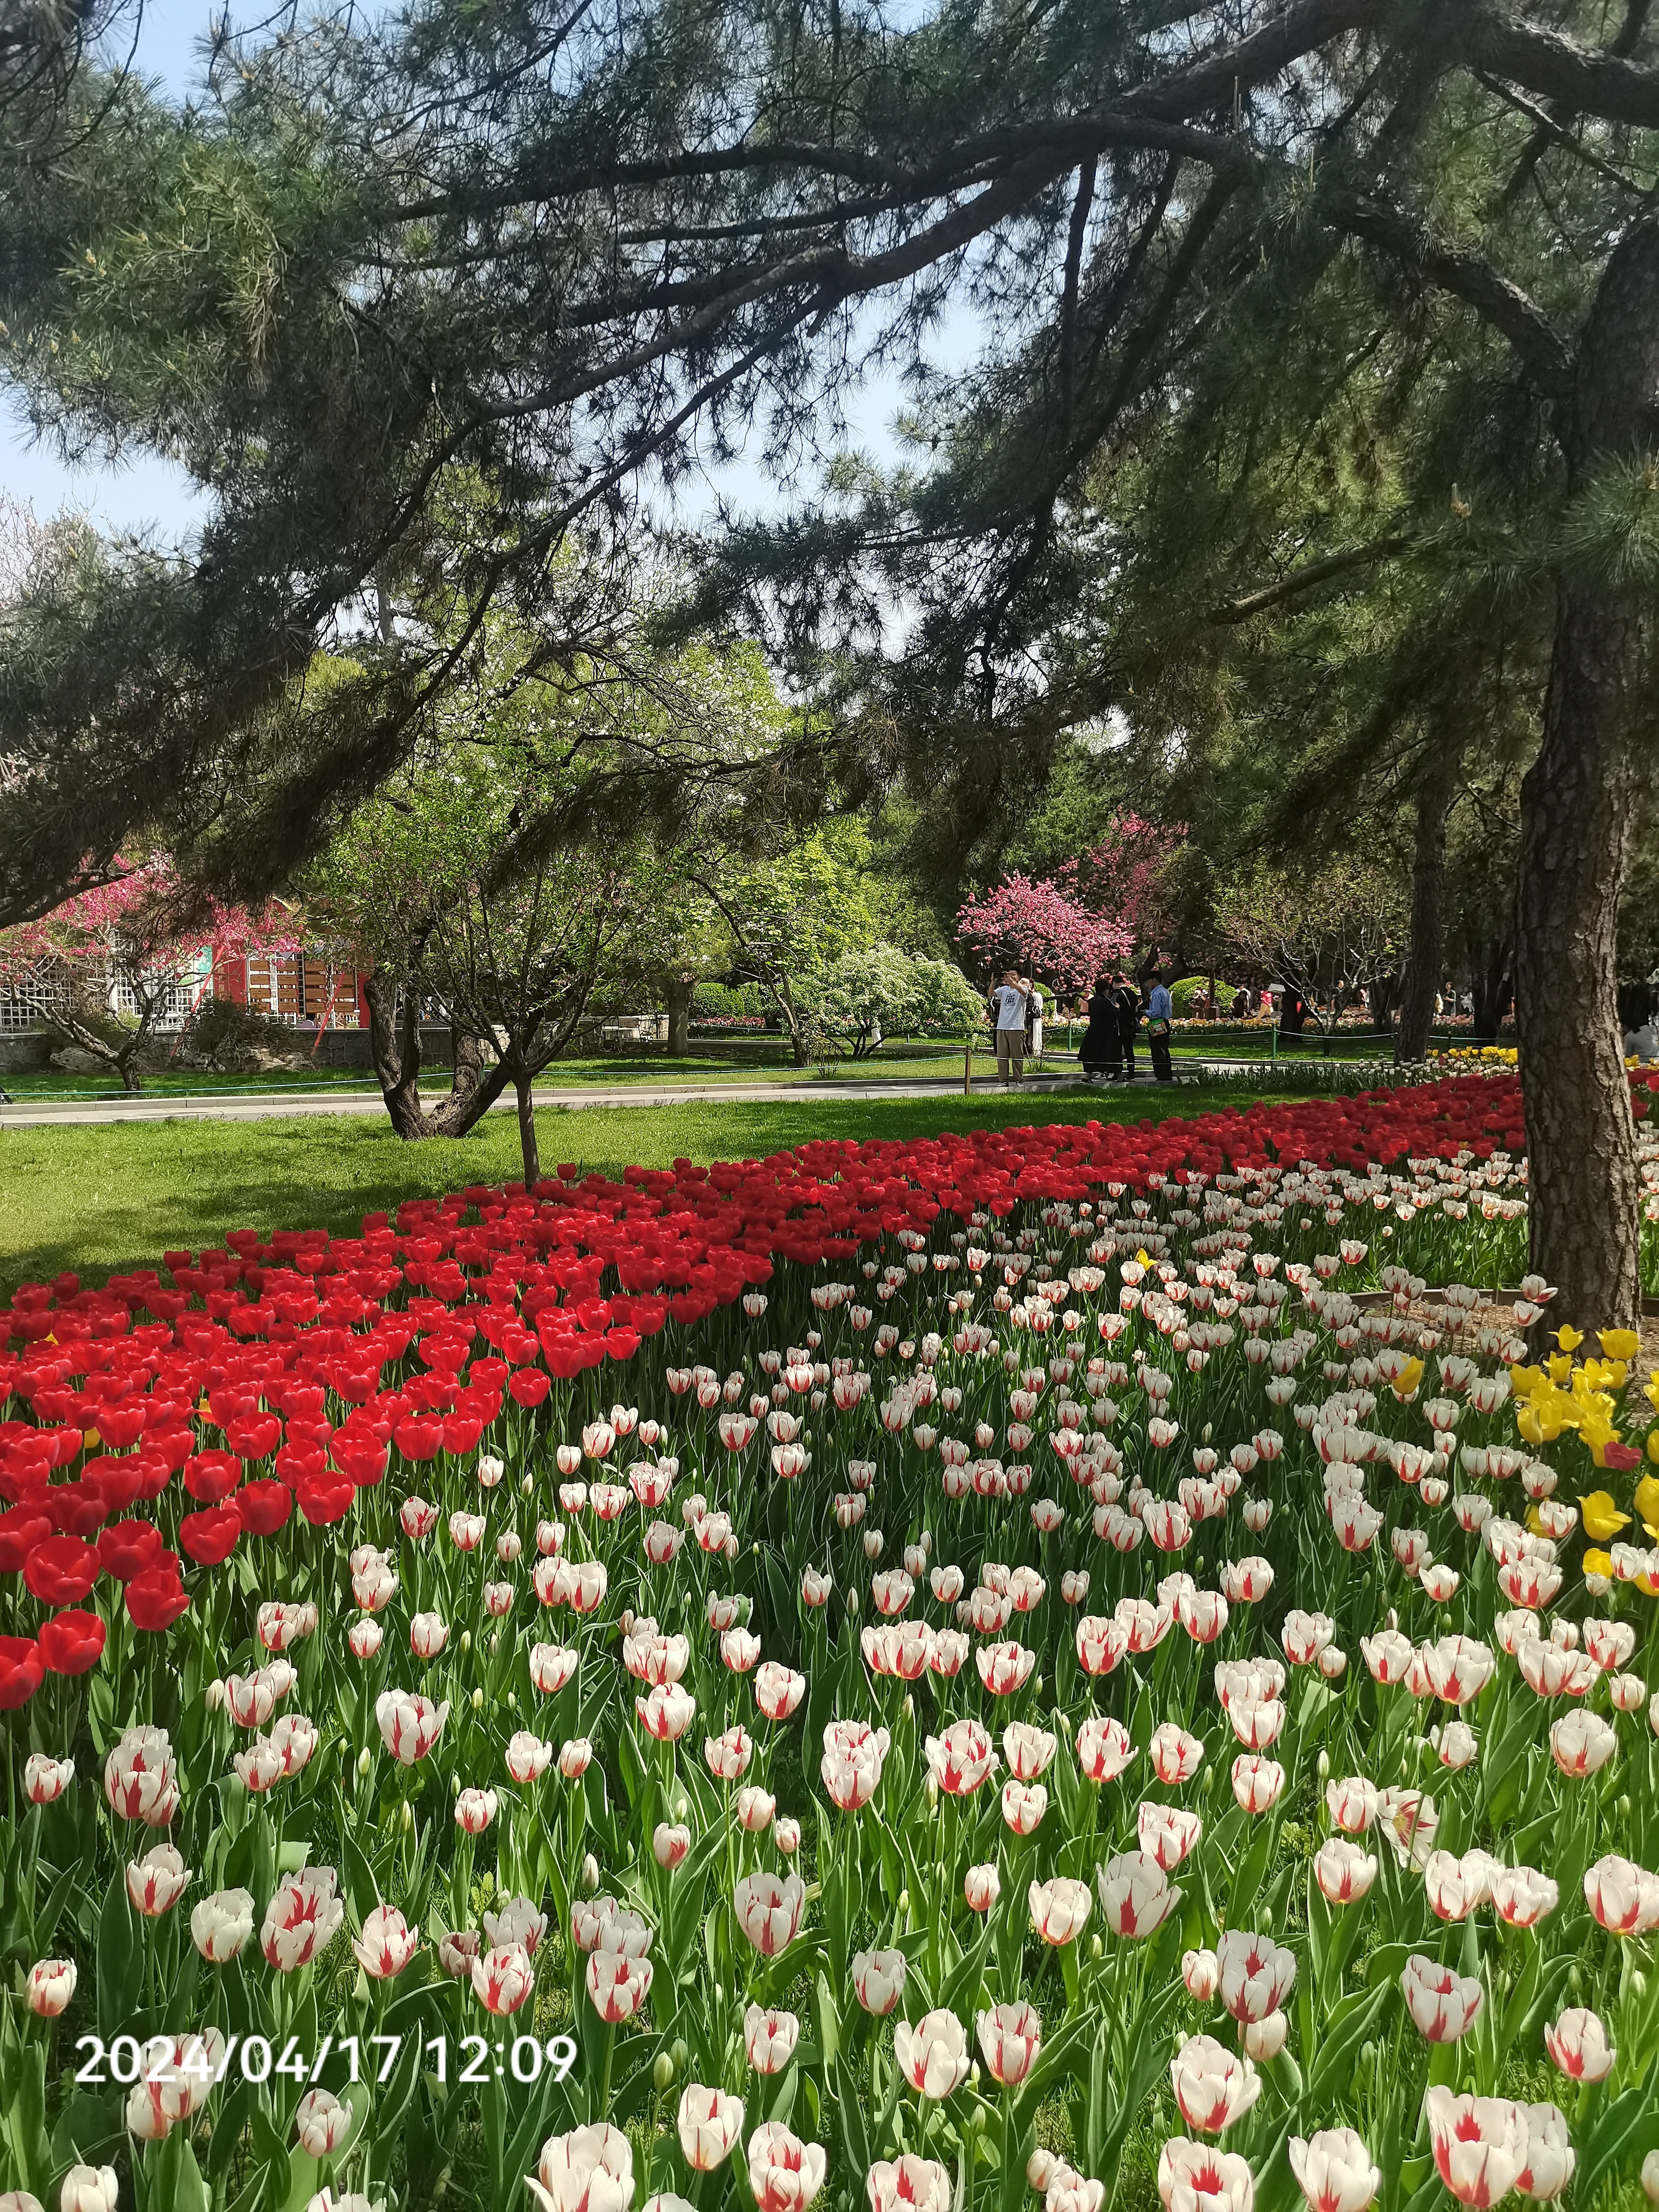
top-left (1320, 185), bottom-right (1576, 402)
top-left (1465, 0), bottom-right (1659, 127)
top-left (1210, 535), bottom-right (1415, 622)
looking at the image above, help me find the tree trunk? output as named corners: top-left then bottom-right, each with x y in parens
top-left (365, 972), bottom-right (510, 1140)
top-left (1471, 937), bottom-right (1513, 1046)
top-left (514, 1070), bottom-right (540, 1192)
top-left (364, 968), bottom-right (430, 1138)
top-left (664, 973), bottom-right (694, 1056)
top-left (1395, 738), bottom-right (1464, 1064)
top-left (1515, 215), bottom-right (1659, 1331)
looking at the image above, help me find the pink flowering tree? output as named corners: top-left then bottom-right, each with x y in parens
top-left (954, 871), bottom-right (1133, 997)
top-left (0, 858), bottom-right (296, 1091)
top-left (1075, 813), bottom-right (1186, 950)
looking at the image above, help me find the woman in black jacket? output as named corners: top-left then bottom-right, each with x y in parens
top-left (1079, 976), bottom-right (1119, 1081)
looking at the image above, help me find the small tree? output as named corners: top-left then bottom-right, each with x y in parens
top-left (314, 748), bottom-right (673, 1188)
top-left (1074, 814), bottom-right (1187, 957)
top-left (954, 871), bottom-right (1132, 998)
top-left (1215, 863), bottom-right (1407, 1032)
top-left (698, 824), bottom-right (887, 1065)
top-left (0, 859), bottom-right (293, 1091)
top-left (805, 944), bottom-right (983, 1061)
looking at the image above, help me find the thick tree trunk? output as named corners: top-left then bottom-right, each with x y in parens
top-left (365, 972), bottom-right (510, 1141)
top-left (1395, 739), bottom-right (1464, 1064)
top-left (664, 973), bottom-right (694, 1056)
top-left (364, 968), bottom-right (430, 1138)
top-left (514, 1071), bottom-right (540, 1192)
top-left (1516, 216), bottom-right (1659, 1331)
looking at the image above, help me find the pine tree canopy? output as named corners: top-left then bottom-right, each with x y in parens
top-left (4, 0), bottom-right (1659, 924)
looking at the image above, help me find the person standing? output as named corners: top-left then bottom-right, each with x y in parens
top-left (1080, 975), bottom-right (1118, 1081)
top-left (1146, 971), bottom-right (1174, 1083)
top-left (1025, 979), bottom-right (1045, 1064)
top-left (1111, 972), bottom-right (1140, 1079)
top-left (990, 971), bottom-right (1028, 1086)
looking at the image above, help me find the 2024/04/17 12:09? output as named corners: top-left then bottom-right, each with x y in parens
top-left (74, 2031), bottom-right (580, 2088)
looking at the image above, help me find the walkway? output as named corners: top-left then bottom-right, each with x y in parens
top-left (0, 1068), bottom-right (1191, 1129)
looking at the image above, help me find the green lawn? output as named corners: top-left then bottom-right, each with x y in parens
top-left (1, 1084), bottom-right (1290, 1290)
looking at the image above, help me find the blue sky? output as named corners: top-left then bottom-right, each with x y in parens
top-left (1, 0), bottom-right (962, 546)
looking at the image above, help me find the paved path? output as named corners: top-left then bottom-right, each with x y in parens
top-left (0, 1069), bottom-right (1194, 1129)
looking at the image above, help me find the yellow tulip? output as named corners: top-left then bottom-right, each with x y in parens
top-left (1636, 1473), bottom-right (1659, 1524)
top-left (1517, 1404), bottom-right (1544, 1447)
top-left (1391, 1357), bottom-right (1424, 1402)
top-left (1582, 1547), bottom-right (1614, 1580)
top-left (82, 1427), bottom-right (99, 1450)
top-left (1510, 1363), bottom-right (1546, 1399)
top-left (1599, 1328), bottom-right (1640, 1361)
top-left (1639, 1572), bottom-right (1659, 1600)
top-left (1580, 1491), bottom-right (1631, 1541)
top-left (1579, 1358), bottom-right (1623, 1394)
top-left (1556, 1323), bottom-right (1584, 1352)
top-left (1546, 1352), bottom-right (1573, 1385)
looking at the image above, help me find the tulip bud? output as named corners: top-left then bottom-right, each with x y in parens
top-left (471, 1688), bottom-right (483, 1709)
top-left (400, 1802), bottom-right (414, 1832)
top-left (522, 1474), bottom-right (534, 1495)
top-left (460, 1630), bottom-right (472, 1653)
top-left (671, 2040), bottom-right (688, 2071)
top-left (357, 1748), bottom-right (372, 1777)
top-left (490, 1632), bottom-right (500, 1658)
top-left (1317, 1749), bottom-right (1330, 1779)
top-left (653, 2051), bottom-right (674, 2089)
top-left (580, 1854), bottom-right (600, 1895)
top-left (1089, 1936), bottom-right (1103, 1960)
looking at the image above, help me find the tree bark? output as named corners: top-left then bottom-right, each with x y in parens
top-left (1395, 738), bottom-right (1464, 1064)
top-left (664, 973), bottom-right (695, 1056)
top-left (514, 1070), bottom-right (540, 1192)
top-left (364, 968), bottom-right (430, 1138)
top-left (1515, 215), bottom-right (1659, 1331)
top-left (365, 971), bottom-right (510, 1140)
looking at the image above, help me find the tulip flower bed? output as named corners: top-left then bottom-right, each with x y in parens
top-left (2, 1076), bottom-right (1659, 2212)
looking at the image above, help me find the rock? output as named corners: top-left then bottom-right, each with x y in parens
top-left (49, 1046), bottom-right (110, 1075)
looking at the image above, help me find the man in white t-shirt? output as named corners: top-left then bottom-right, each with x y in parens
top-left (990, 971), bottom-right (1028, 1086)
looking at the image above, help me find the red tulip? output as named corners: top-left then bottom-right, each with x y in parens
top-left (237, 1480), bottom-right (293, 1537)
top-left (442, 1414), bottom-right (484, 1455)
top-left (394, 1416), bottom-right (444, 1462)
top-left (96, 1518), bottom-right (166, 1580)
top-left (0, 1508), bottom-right (52, 1572)
top-left (23, 1533), bottom-right (101, 1607)
top-left (126, 1569), bottom-right (190, 1633)
top-left (509, 1369), bottom-right (551, 1407)
top-left (184, 1450), bottom-right (241, 1503)
top-left (332, 1438), bottom-right (387, 1487)
top-left (38, 1608), bottom-right (107, 1675)
top-left (0, 1634), bottom-right (46, 1708)
top-left (296, 1474), bottom-right (354, 1526)
top-left (180, 1504), bottom-right (242, 1566)
top-left (225, 1413), bottom-right (283, 1460)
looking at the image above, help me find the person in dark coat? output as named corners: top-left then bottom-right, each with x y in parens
top-left (1111, 973), bottom-right (1140, 1079)
top-left (1080, 976), bottom-right (1119, 1081)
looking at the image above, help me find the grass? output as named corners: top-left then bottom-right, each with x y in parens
top-left (0, 1082), bottom-right (1294, 1290)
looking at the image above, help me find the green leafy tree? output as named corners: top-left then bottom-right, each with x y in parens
top-left (804, 943), bottom-right (983, 1061)
top-left (696, 821), bottom-right (887, 1065)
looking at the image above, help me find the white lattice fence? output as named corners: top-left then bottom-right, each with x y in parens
top-left (0, 961), bottom-right (71, 1034)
